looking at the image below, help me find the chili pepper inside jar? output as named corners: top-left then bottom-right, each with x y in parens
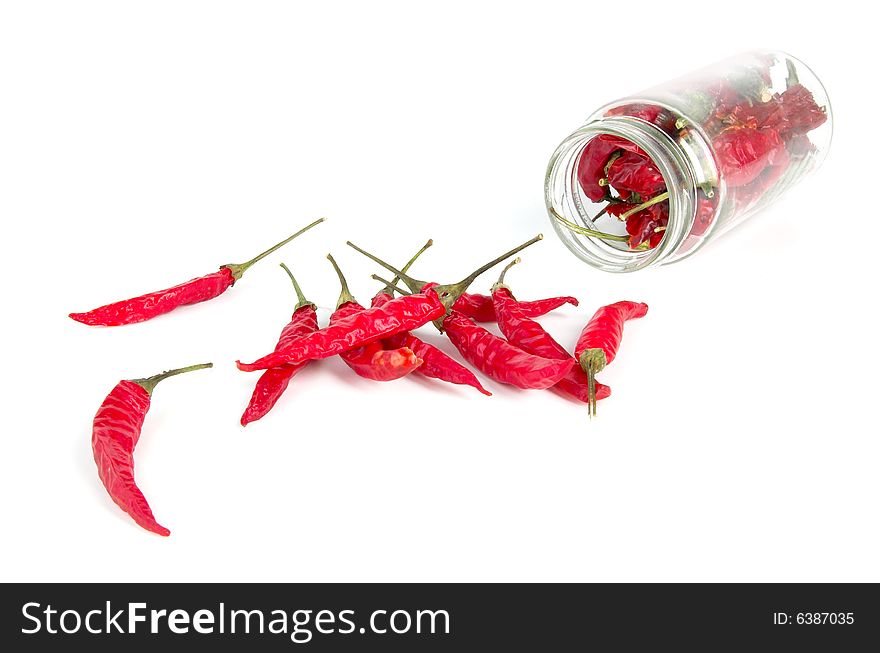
top-left (545, 50), bottom-right (832, 272)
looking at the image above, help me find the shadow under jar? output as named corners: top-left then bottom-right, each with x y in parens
top-left (545, 50), bottom-right (832, 272)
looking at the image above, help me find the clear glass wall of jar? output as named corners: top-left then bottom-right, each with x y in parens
top-left (545, 50), bottom-right (832, 272)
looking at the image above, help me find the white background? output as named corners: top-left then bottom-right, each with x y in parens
top-left (1, 1), bottom-right (877, 583)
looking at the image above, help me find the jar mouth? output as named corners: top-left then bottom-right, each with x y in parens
top-left (545, 115), bottom-right (698, 273)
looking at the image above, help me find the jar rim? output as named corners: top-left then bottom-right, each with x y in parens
top-left (545, 115), bottom-right (699, 272)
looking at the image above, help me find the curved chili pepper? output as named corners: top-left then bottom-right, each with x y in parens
top-left (369, 243), bottom-right (491, 396)
top-left (442, 311), bottom-right (575, 389)
top-left (69, 218), bottom-right (325, 326)
top-left (576, 137), bottom-right (622, 202)
top-left (452, 292), bottom-right (578, 323)
top-left (238, 234), bottom-right (544, 373)
top-left (575, 301), bottom-right (648, 416)
top-left (240, 264), bottom-right (319, 426)
top-left (326, 254), bottom-right (422, 382)
top-left (92, 362), bottom-right (213, 536)
top-left (490, 259), bottom-right (609, 404)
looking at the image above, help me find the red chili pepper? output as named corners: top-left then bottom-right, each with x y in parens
top-left (575, 301), bottom-right (648, 416)
top-left (713, 127), bottom-right (786, 188)
top-left (451, 292), bottom-right (578, 323)
top-left (70, 218), bottom-right (325, 326)
top-left (576, 137), bottom-right (622, 202)
top-left (442, 311), bottom-right (575, 390)
top-left (327, 254), bottom-right (422, 382)
top-left (773, 83), bottom-right (827, 137)
top-left (606, 150), bottom-right (666, 200)
top-left (490, 259), bottom-right (610, 404)
top-left (691, 195), bottom-right (718, 238)
top-left (240, 264), bottom-right (319, 426)
top-left (606, 103), bottom-right (664, 124)
top-left (734, 144), bottom-right (791, 207)
top-left (721, 83), bottom-right (827, 139)
top-left (92, 362), bottom-right (212, 535)
top-left (370, 242), bottom-right (492, 396)
top-left (629, 203), bottom-right (669, 250)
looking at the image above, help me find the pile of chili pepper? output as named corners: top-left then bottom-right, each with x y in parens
top-left (562, 60), bottom-right (827, 251)
top-left (75, 222), bottom-right (649, 536)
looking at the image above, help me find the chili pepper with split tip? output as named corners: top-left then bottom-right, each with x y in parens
top-left (490, 259), bottom-right (610, 404)
top-left (238, 234), bottom-right (543, 372)
top-left (92, 362), bottom-right (213, 536)
top-left (327, 254), bottom-right (422, 382)
top-left (240, 264), bottom-right (319, 426)
top-left (69, 218), bottom-right (325, 326)
top-left (371, 242), bottom-right (491, 396)
top-left (575, 301), bottom-right (649, 416)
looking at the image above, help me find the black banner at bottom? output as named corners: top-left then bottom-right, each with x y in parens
top-left (2, 583), bottom-right (877, 650)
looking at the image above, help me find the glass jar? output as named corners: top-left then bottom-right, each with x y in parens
top-left (545, 50), bottom-right (832, 272)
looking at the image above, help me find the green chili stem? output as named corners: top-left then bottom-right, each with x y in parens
top-left (326, 253), bottom-right (357, 309)
top-left (497, 257), bottom-right (520, 284)
top-left (279, 263), bottom-right (314, 310)
top-left (382, 239), bottom-right (432, 296)
top-left (440, 235), bottom-right (541, 300)
top-left (132, 362), bottom-right (213, 396)
top-left (346, 242), bottom-right (428, 294)
top-left (225, 217), bottom-right (325, 280)
top-left (371, 275), bottom-right (412, 296)
top-left (550, 207), bottom-right (630, 243)
top-left (617, 192), bottom-right (670, 221)
top-left (347, 234), bottom-right (544, 313)
top-left (491, 257), bottom-right (520, 293)
top-left (785, 59), bottom-right (800, 89)
top-left (578, 349), bottom-right (607, 418)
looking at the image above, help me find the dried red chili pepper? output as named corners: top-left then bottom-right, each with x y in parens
top-left (575, 301), bottom-right (648, 416)
top-left (773, 84), bottom-right (827, 137)
top-left (327, 254), bottom-right (422, 382)
top-left (371, 242), bottom-right (491, 396)
top-left (238, 234), bottom-right (543, 372)
top-left (691, 195), bottom-right (718, 238)
top-left (713, 127), bottom-right (786, 188)
top-left (722, 83), bottom-right (827, 139)
top-left (576, 137), bottom-right (624, 202)
top-left (70, 218), bottom-right (325, 326)
top-left (451, 292), bottom-right (578, 323)
top-left (490, 259), bottom-right (610, 404)
top-left (606, 150), bottom-right (666, 200)
top-left (442, 311), bottom-right (575, 390)
top-left (92, 362), bottom-right (213, 535)
top-left (240, 264), bottom-right (318, 426)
